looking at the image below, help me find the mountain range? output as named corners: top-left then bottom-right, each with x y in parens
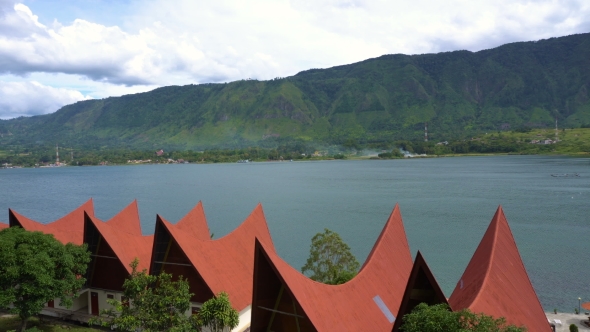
top-left (1, 32), bottom-right (590, 150)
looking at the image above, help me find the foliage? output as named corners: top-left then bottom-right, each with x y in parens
top-left (196, 292), bottom-right (239, 332)
top-left (0, 315), bottom-right (98, 332)
top-left (0, 227), bottom-right (91, 332)
top-left (570, 324), bottom-right (579, 332)
top-left (301, 228), bottom-right (360, 285)
top-left (378, 149), bottom-right (404, 159)
top-left (90, 259), bottom-right (197, 332)
top-left (1, 33), bottom-right (590, 149)
top-left (400, 303), bottom-right (527, 332)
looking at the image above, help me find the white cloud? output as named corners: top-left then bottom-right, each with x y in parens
top-left (0, 0), bottom-right (589, 119)
top-left (0, 80), bottom-right (91, 119)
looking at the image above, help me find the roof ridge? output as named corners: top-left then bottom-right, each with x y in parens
top-left (358, 203), bottom-right (410, 275)
top-left (492, 206), bottom-right (548, 319)
top-left (106, 200), bottom-right (143, 236)
top-left (468, 205), bottom-right (502, 308)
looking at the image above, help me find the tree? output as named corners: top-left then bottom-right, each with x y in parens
top-left (0, 227), bottom-right (91, 332)
top-left (197, 292), bottom-right (239, 332)
top-left (400, 303), bottom-right (527, 332)
top-left (91, 259), bottom-right (196, 332)
top-left (301, 228), bottom-right (360, 285)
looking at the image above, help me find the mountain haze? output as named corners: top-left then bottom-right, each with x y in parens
top-left (1, 33), bottom-right (590, 149)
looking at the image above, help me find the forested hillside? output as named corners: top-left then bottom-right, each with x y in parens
top-left (1, 33), bottom-right (589, 150)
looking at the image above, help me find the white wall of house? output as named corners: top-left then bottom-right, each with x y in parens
top-left (53, 289), bottom-right (89, 311)
top-left (234, 305), bottom-right (251, 332)
top-left (41, 289), bottom-right (89, 317)
top-left (186, 302), bottom-right (250, 332)
top-left (86, 289), bottom-right (123, 315)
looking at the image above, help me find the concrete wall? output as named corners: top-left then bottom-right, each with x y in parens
top-left (86, 289), bottom-right (122, 315)
top-left (234, 305), bottom-right (251, 332)
top-left (53, 290), bottom-right (89, 311)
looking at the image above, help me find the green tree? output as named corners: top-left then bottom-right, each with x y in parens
top-left (400, 303), bottom-right (527, 332)
top-left (91, 259), bottom-right (196, 332)
top-left (197, 292), bottom-right (239, 332)
top-left (301, 228), bottom-right (360, 285)
top-left (0, 227), bottom-right (91, 332)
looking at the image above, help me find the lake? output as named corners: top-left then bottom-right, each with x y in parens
top-left (1, 155), bottom-right (588, 311)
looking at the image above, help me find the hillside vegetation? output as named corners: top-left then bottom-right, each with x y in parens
top-left (1, 33), bottom-right (590, 150)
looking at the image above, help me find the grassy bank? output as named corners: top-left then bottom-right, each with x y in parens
top-left (0, 314), bottom-right (98, 332)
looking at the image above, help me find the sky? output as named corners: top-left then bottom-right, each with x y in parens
top-left (0, 0), bottom-right (589, 119)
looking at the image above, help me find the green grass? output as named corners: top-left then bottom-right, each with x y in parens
top-left (0, 315), bottom-right (99, 332)
top-left (481, 128), bottom-right (590, 155)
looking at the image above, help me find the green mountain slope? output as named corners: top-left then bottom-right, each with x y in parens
top-left (1, 33), bottom-right (590, 149)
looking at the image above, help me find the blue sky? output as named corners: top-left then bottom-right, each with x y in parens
top-left (0, 0), bottom-right (589, 119)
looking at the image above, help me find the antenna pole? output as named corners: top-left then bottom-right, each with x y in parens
top-left (555, 117), bottom-right (558, 142)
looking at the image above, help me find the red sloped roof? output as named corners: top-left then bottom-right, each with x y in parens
top-left (86, 202), bottom-right (153, 273)
top-left (253, 204), bottom-right (413, 331)
top-left (105, 200), bottom-right (143, 236)
top-left (158, 203), bottom-right (274, 311)
top-left (0, 222), bottom-right (8, 230)
top-left (162, 201), bottom-right (210, 240)
top-left (448, 206), bottom-right (550, 332)
top-left (8, 199), bottom-right (94, 245)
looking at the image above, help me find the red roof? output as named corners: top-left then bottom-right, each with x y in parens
top-left (0, 222), bottom-right (8, 230)
top-left (85, 201), bottom-right (153, 272)
top-left (106, 200), bottom-right (143, 236)
top-left (8, 199), bottom-right (95, 245)
top-left (156, 203), bottom-right (274, 311)
top-left (251, 204), bottom-right (413, 331)
top-left (448, 206), bottom-right (550, 332)
top-left (163, 201), bottom-right (210, 240)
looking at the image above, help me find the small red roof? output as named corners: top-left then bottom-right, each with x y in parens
top-left (157, 203), bottom-right (274, 311)
top-left (252, 204), bottom-right (413, 331)
top-left (8, 199), bottom-right (95, 245)
top-left (0, 222), bottom-right (8, 230)
top-left (448, 206), bottom-right (550, 332)
top-left (85, 201), bottom-right (153, 272)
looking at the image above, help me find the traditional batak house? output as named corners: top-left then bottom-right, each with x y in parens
top-left (83, 200), bottom-right (153, 317)
top-left (3, 200), bottom-right (551, 331)
top-left (150, 203), bottom-right (274, 332)
top-left (449, 206), bottom-right (551, 332)
top-left (8, 199), bottom-right (94, 245)
top-left (250, 204), bottom-right (413, 332)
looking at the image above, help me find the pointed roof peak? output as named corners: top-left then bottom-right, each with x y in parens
top-left (170, 201), bottom-right (210, 240)
top-left (251, 205), bottom-right (413, 331)
top-left (107, 200), bottom-right (142, 236)
top-left (360, 203), bottom-right (410, 272)
top-left (85, 206), bottom-right (153, 274)
top-left (449, 207), bottom-right (549, 331)
top-left (8, 199), bottom-right (93, 245)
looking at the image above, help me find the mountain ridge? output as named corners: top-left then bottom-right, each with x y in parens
top-left (1, 32), bottom-right (590, 149)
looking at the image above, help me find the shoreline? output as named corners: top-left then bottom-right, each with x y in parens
top-left (546, 312), bottom-right (590, 331)
top-left (1, 151), bottom-right (589, 169)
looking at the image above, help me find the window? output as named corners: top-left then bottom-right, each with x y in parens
top-left (107, 294), bottom-right (115, 299)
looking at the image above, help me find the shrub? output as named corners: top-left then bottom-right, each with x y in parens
top-left (569, 323), bottom-right (578, 332)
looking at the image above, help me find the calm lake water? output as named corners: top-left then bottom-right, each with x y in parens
top-left (1, 156), bottom-right (589, 311)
